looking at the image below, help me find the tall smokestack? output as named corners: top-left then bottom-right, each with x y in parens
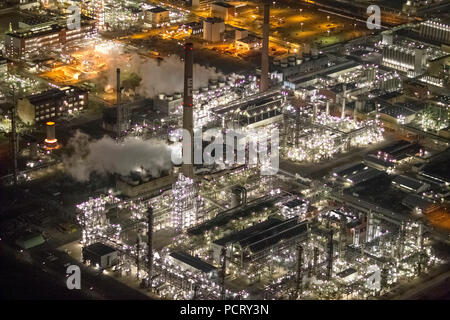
top-left (116, 68), bottom-right (122, 140)
top-left (11, 89), bottom-right (17, 185)
top-left (182, 43), bottom-right (194, 179)
top-left (260, 1), bottom-right (270, 92)
top-left (116, 68), bottom-right (121, 104)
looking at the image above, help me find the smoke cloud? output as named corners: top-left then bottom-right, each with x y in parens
top-left (63, 131), bottom-right (173, 182)
top-left (98, 44), bottom-right (222, 97)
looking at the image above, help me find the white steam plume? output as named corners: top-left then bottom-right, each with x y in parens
top-left (99, 44), bottom-right (222, 97)
top-left (63, 131), bottom-right (173, 182)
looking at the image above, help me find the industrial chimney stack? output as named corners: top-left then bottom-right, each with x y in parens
top-left (182, 43), bottom-right (195, 179)
top-left (116, 68), bottom-right (121, 104)
top-left (116, 68), bottom-right (122, 139)
top-left (260, 1), bottom-right (270, 92)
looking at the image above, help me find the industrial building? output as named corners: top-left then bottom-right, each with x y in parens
top-left (2, 0), bottom-right (449, 302)
top-left (169, 251), bottom-right (218, 279)
top-left (17, 86), bottom-right (88, 125)
top-left (144, 7), bottom-right (170, 25)
top-left (235, 35), bottom-right (262, 51)
top-left (15, 231), bottom-right (45, 249)
top-left (392, 175), bottom-right (430, 194)
top-left (154, 93), bottom-right (183, 116)
top-left (212, 217), bottom-right (308, 267)
top-left (419, 19), bottom-right (450, 44)
top-left (83, 242), bottom-right (118, 268)
top-left (117, 173), bottom-right (174, 198)
top-left (203, 17), bottom-right (225, 43)
top-left (212, 90), bottom-right (285, 129)
top-left (211, 2), bottom-right (235, 21)
top-left (4, 18), bottom-right (97, 58)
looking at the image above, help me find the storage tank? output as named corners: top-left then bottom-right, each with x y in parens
top-left (231, 186), bottom-right (247, 208)
top-left (174, 92), bottom-right (182, 99)
top-left (44, 121), bottom-right (59, 150)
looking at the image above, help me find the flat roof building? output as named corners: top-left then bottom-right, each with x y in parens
top-left (145, 7), bottom-right (170, 25)
top-left (169, 251), bottom-right (218, 279)
top-left (18, 86), bottom-right (88, 125)
top-left (212, 217), bottom-right (308, 266)
top-left (4, 18), bottom-right (96, 58)
top-left (211, 2), bottom-right (235, 21)
top-left (203, 17), bottom-right (225, 43)
top-left (83, 242), bottom-right (118, 269)
top-left (392, 175), bottom-right (430, 194)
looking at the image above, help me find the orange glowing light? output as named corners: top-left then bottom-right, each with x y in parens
top-left (45, 138), bottom-right (58, 144)
top-left (46, 121), bottom-right (55, 126)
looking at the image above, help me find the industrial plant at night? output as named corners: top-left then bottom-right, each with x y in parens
top-left (0, 0), bottom-right (449, 304)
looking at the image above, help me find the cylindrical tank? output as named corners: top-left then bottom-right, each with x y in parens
top-left (158, 93), bottom-right (165, 100)
top-left (44, 121), bottom-right (58, 149)
top-left (166, 95), bottom-right (173, 101)
top-left (46, 122), bottom-right (55, 140)
top-left (174, 92), bottom-right (182, 99)
top-left (231, 186), bottom-right (247, 208)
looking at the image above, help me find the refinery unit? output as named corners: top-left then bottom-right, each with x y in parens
top-left (0, 0), bottom-right (449, 302)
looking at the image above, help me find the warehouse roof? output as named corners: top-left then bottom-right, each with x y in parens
top-left (85, 242), bottom-right (117, 256)
top-left (337, 267), bottom-right (357, 279)
top-left (27, 89), bottom-right (65, 105)
top-left (333, 162), bottom-right (368, 178)
top-left (392, 175), bottom-right (428, 192)
top-left (283, 198), bottom-right (308, 209)
top-left (214, 217), bottom-right (308, 254)
top-left (346, 167), bottom-right (383, 185)
top-left (149, 7), bottom-right (168, 13)
top-left (212, 2), bottom-right (234, 8)
top-left (170, 251), bottom-right (217, 274)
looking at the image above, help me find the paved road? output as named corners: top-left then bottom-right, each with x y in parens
top-left (390, 265), bottom-right (450, 300)
top-left (0, 240), bottom-right (150, 300)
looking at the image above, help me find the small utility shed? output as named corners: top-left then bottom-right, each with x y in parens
top-left (15, 231), bottom-right (45, 249)
top-left (83, 242), bottom-right (118, 268)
